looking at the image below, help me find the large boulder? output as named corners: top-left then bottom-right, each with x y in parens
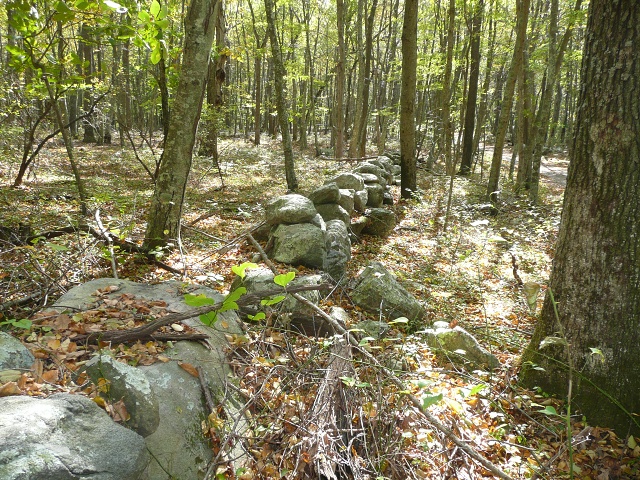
top-left (351, 262), bottom-right (425, 324)
top-left (337, 189), bottom-right (355, 215)
top-left (423, 321), bottom-right (500, 370)
top-left (315, 203), bottom-right (351, 226)
top-left (362, 208), bottom-right (397, 238)
top-left (354, 162), bottom-right (393, 186)
top-left (271, 223), bottom-right (326, 269)
top-left (0, 332), bottom-right (34, 370)
top-left (365, 182), bottom-right (385, 208)
top-left (325, 219), bottom-right (351, 282)
top-left (308, 183), bottom-right (341, 205)
top-left (0, 393), bottom-right (149, 480)
top-left (326, 172), bottom-right (365, 191)
top-left (265, 194), bottom-right (317, 225)
top-left (49, 279), bottom-right (248, 480)
top-left (353, 189), bottom-right (369, 212)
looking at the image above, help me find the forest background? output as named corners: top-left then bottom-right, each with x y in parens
top-left (1, 0), bottom-right (639, 478)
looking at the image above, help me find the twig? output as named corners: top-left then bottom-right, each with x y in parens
top-left (245, 232), bottom-right (515, 480)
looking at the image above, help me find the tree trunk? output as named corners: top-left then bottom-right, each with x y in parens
top-left (144, 0), bottom-right (218, 249)
top-left (441, 0), bottom-right (456, 175)
top-left (334, 0), bottom-right (346, 159)
top-left (264, 0), bottom-right (298, 191)
top-left (485, 0), bottom-right (530, 202)
top-left (527, 0), bottom-right (582, 203)
top-left (458, 0), bottom-right (483, 175)
top-left (521, 0), bottom-right (640, 436)
top-left (399, 0), bottom-right (417, 199)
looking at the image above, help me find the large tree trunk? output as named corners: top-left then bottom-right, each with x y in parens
top-left (144, 0), bottom-right (218, 249)
top-left (399, 0), bottom-right (417, 198)
top-left (521, 0), bottom-right (640, 436)
top-left (264, 0), bottom-right (298, 191)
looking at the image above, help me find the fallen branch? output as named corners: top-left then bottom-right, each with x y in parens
top-left (72, 283), bottom-right (327, 345)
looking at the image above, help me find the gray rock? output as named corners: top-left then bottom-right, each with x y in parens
top-left (309, 212), bottom-right (327, 231)
top-left (423, 321), bottom-right (500, 370)
top-left (325, 219), bottom-right (351, 282)
top-left (0, 332), bottom-right (34, 370)
top-left (315, 203), bottom-right (351, 226)
top-left (0, 393), bottom-right (149, 480)
top-left (349, 216), bottom-right (369, 239)
top-left (358, 172), bottom-right (382, 185)
top-left (363, 208), bottom-right (397, 238)
top-left (51, 279), bottom-right (248, 480)
top-left (365, 183), bottom-right (385, 207)
top-left (232, 267), bottom-right (325, 317)
top-left (391, 164), bottom-right (401, 176)
top-left (271, 223), bottom-right (326, 269)
top-left (374, 156), bottom-right (395, 172)
top-left (337, 189), bottom-right (355, 215)
top-left (281, 274), bottom-right (325, 316)
top-left (309, 183), bottom-right (341, 205)
top-left (383, 190), bottom-right (395, 205)
top-left (354, 162), bottom-right (393, 185)
top-left (351, 262), bottom-right (425, 323)
top-left (265, 194), bottom-right (317, 225)
top-left (353, 189), bottom-right (369, 212)
top-left (354, 320), bottom-right (389, 340)
top-left (85, 354), bottom-right (159, 437)
top-left (326, 172), bottom-right (365, 191)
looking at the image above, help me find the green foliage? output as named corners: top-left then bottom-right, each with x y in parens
top-left (0, 317), bottom-right (33, 331)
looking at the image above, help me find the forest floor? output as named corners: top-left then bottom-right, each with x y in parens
top-left (0, 135), bottom-right (637, 479)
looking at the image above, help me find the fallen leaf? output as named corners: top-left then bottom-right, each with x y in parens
top-left (179, 362), bottom-right (199, 377)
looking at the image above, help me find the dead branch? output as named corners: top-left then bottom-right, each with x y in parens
top-left (71, 283), bottom-right (327, 345)
top-left (245, 233), bottom-right (515, 480)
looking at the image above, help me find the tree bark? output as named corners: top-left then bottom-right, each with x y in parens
top-left (485, 0), bottom-right (530, 202)
top-left (264, 0), bottom-right (298, 191)
top-left (399, 0), bottom-right (418, 198)
top-left (334, 0), bottom-right (346, 159)
top-left (144, 0), bottom-right (218, 249)
top-left (440, 0), bottom-right (456, 175)
top-left (521, 0), bottom-right (640, 436)
top-left (458, 0), bottom-right (483, 175)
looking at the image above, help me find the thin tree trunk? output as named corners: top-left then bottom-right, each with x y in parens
top-left (486, 0), bottom-right (530, 202)
top-left (459, 0), bottom-right (484, 175)
top-left (264, 0), bottom-right (298, 190)
top-left (399, 0), bottom-right (418, 199)
top-left (145, 0), bottom-right (218, 249)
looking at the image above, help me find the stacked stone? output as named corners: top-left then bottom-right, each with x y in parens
top-left (264, 155), bottom-right (402, 283)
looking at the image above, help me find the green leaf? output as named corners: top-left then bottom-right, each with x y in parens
top-left (155, 18), bottom-right (169, 29)
top-left (231, 262), bottom-right (258, 279)
top-left (219, 302), bottom-right (239, 313)
top-left (200, 311), bottom-right (218, 326)
top-left (589, 347), bottom-right (604, 360)
top-left (46, 242), bottom-right (69, 252)
top-left (0, 318), bottom-right (32, 330)
top-left (469, 383), bottom-right (488, 396)
top-left (389, 317), bottom-right (409, 325)
top-left (225, 287), bottom-right (246, 304)
top-left (358, 337), bottom-right (376, 346)
top-left (150, 45), bottom-right (162, 65)
top-left (247, 312), bottom-right (266, 321)
top-left (260, 295), bottom-right (286, 306)
top-left (149, 0), bottom-right (161, 17)
top-left (274, 271), bottom-right (295, 287)
top-left (184, 294), bottom-right (216, 307)
top-left (138, 10), bottom-right (150, 22)
top-left (422, 392), bottom-right (443, 409)
top-left (340, 376), bottom-right (356, 387)
top-left (538, 405), bottom-right (559, 416)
